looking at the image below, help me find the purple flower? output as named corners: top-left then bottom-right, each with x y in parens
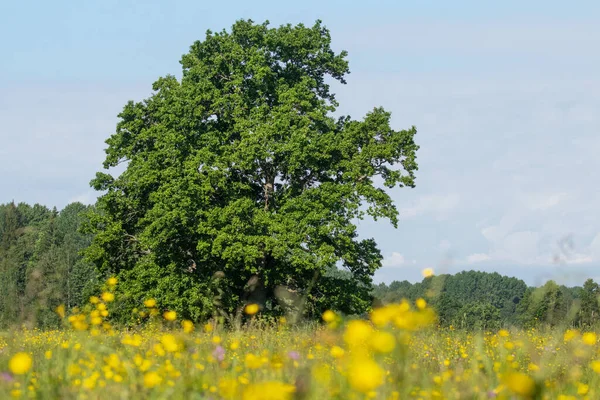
top-left (0, 372), bottom-right (13, 383)
top-left (212, 345), bottom-right (225, 362)
top-left (487, 391), bottom-right (497, 398)
top-left (287, 351), bottom-right (300, 360)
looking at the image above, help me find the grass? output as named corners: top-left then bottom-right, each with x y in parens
top-left (1, 288), bottom-right (600, 399)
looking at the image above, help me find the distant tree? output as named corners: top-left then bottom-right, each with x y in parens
top-left (84, 19), bottom-right (419, 321)
top-left (0, 202), bottom-right (96, 328)
top-left (374, 270), bottom-right (529, 327)
top-left (579, 278), bottom-right (600, 327)
top-left (1, 202), bottom-right (21, 251)
top-left (434, 291), bottom-right (462, 326)
top-left (453, 302), bottom-right (501, 330)
top-left (519, 280), bottom-right (571, 327)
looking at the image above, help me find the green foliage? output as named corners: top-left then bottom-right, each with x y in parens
top-left (453, 302), bottom-right (501, 330)
top-left (0, 201), bottom-right (97, 329)
top-left (84, 19), bottom-right (419, 321)
top-left (518, 280), bottom-right (578, 327)
top-left (578, 278), bottom-right (600, 327)
top-left (375, 270), bottom-right (533, 329)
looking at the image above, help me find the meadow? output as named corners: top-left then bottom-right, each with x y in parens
top-left (1, 279), bottom-right (599, 400)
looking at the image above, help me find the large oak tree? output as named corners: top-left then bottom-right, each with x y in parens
top-left (85, 19), bottom-right (418, 321)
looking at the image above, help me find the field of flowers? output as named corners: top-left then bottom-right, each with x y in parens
top-left (1, 279), bottom-right (600, 399)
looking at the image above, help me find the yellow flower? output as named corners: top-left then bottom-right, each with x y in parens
top-left (330, 346), bottom-right (345, 358)
top-left (527, 363), bottom-right (539, 372)
top-left (143, 371), bottom-right (162, 388)
top-left (590, 360), bottom-right (600, 373)
top-left (499, 329), bottom-right (510, 337)
top-left (55, 304), bottom-right (65, 319)
top-left (245, 353), bottom-right (263, 369)
top-left (344, 320), bottom-right (373, 347)
top-left (144, 298), bottom-right (156, 308)
top-left (422, 268), bottom-right (435, 278)
top-left (564, 329), bottom-right (579, 342)
top-left (219, 378), bottom-right (240, 399)
top-left (577, 382), bottom-right (589, 395)
top-left (504, 372), bottom-right (535, 397)
top-left (347, 357), bottom-right (384, 393)
top-left (160, 334), bottom-right (182, 353)
top-left (89, 296), bottom-right (99, 304)
top-left (415, 298), bottom-right (427, 310)
top-left (242, 381), bottom-right (295, 400)
top-left (370, 331), bottom-right (396, 353)
top-left (182, 320), bottom-right (194, 333)
top-left (9, 352), bottom-right (33, 375)
top-left (370, 307), bottom-right (394, 327)
top-left (107, 277), bottom-right (118, 286)
top-left (163, 310), bottom-right (177, 321)
top-left (244, 303), bottom-right (259, 315)
top-left (322, 310), bottom-right (336, 323)
top-left (583, 332), bottom-right (597, 346)
top-left (101, 292), bottom-right (115, 303)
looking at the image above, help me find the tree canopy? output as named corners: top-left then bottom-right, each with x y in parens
top-left (84, 19), bottom-right (419, 321)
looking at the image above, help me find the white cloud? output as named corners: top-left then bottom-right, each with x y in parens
top-left (564, 254), bottom-right (593, 265)
top-left (466, 253), bottom-right (491, 263)
top-left (399, 194), bottom-right (460, 220)
top-left (382, 252), bottom-right (406, 268)
top-left (521, 192), bottom-right (568, 211)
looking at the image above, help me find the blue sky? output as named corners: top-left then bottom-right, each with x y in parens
top-left (1, 1), bottom-right (599, 286)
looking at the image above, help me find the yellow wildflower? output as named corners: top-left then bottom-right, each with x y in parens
top-left (244, 303), bottom-right (259, 315)
top-left (343, 320), bottom-right (373, 347)
top-left (322, 310), bottom-right (336, 323)
top-left (422, 268), bottom-right (434, 278)
top-left (182, 320), bottom-right (194, 333)
top-left (144, 298), bottom-right (157, 308)
top-left (242, 381), bottom-right (295, 400)
top-left (160, 334), bottom-right (182, 353)
top-left (9, 353), bottom-right (33, 375)
top-left (583, 332), bottom-right (597, 346)
top-left (370, 331), bottom-right (396, 353)
top-left (347, 357), bottom-right (384, 393)
top-left (330, 346), bottom-right (345, 358)
top-left (504, 372), bottom-right (535, 397)
top-left (101, 292), bottom-right (114, 303)
top-left (245, 353), bottom-right (263, 369)
top-left (143, 371), bottom-right (162, 388)
top-left (55, 304), bottom-right (65, 319)
top-left (163, 310), bottom-right (177, 321)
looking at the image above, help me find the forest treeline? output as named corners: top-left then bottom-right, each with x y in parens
top-left (374, 271), bottom-right (600, 330)
top-left (0, 201), bottom-right (97, 328)
top-left (1, 200), bottom-right (599, 330)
